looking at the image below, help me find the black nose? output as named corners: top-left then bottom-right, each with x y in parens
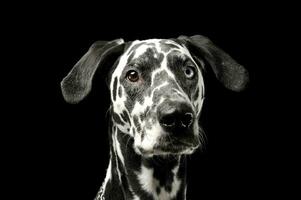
top-left (158, 102), bottom-right (194, 131)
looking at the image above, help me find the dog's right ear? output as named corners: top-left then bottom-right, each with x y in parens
top-left (177, 35), bottom-right (249, 92)
top-left (61, 39), bottom-right (125, 104)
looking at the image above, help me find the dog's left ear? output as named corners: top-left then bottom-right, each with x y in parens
top-left (61, 39), bottom-right (125, 104)
top-left (177, 35), bottom-right (249, 91)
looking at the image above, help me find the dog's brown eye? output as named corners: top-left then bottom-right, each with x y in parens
top-left (126, 70), bottom-right (139, 82)
top-left (183, 66), bottom-right (195, 79)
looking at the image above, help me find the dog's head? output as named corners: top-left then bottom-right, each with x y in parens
top-left (61, 35), bottom-right (249, 157)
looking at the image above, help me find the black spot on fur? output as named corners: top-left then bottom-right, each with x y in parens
top-left (112, 77), bottom-right (118, 101)
top-left (193, 87), bottom-right (199, 100)
top-left (137, 95), bottom-right (145, 105)
top-left (142, 156), bottom-right (179, 192)
top-left (133, 115), bottom-right (141, 132)
top-left (156, 186), bottom-right (161, 194)
top-left (139, 113), bottom-right (145, 121)
top-left (124, 99), bottom-right (135, 115)
top-left (102, 180), bottom-right (126, 199)
top-left (145, 106), bottom-right (150, 113)
top-left (141, 131), bottom-right (145, 141)
top-left (120, 111), bottom-right (127, 122)
top-left (118, 86), bottom-right (123, 98)
top-left (112, 112), bottom-right (124, 126)
top-left (132, 127), bottom-right (136, 136)
top-left (120, 110), bottom-right (131, 126)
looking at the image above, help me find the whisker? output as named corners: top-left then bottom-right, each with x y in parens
top-left (198, 126), bottom-right (207, 152)
top-left (105, 106), bottom-right (112, 120)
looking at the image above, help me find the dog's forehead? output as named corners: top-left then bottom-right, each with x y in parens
top-left (126, 39), bottom-right (189, 60)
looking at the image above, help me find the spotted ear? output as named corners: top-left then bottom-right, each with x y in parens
top-left (61, 39), bottom-right (125, 104)
top-left (178, 35), bottom-right (249, 92)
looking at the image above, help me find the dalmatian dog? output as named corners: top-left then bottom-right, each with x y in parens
top-left (61, 35), bottom-right (249, 200)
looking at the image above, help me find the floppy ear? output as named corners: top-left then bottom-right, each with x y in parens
top-left (61, 39), bottom-right (125, 104)
top-left (178, 35), bottom-right (249, 91)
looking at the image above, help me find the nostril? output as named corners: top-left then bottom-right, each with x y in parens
top-left (160, 114), bottom-right (176, 127)
top-left (180, 113), bottom-right (194, 128)
top-left (158, 102), bottom-right (194, 130)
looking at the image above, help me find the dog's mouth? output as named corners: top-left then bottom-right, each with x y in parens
top-left (138, 135), bottom-right (200, 156)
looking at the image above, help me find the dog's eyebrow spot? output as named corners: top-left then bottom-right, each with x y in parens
top-left (112, 77), bottom-right (118, 101)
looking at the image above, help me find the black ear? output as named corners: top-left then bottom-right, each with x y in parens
top-left (178, 35), bottom-right (249, 92)
top-left (61, 39), bottom-right (125, 104)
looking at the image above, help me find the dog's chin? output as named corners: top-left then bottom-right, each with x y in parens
top-left (136, 137), bottom-right (200, 157)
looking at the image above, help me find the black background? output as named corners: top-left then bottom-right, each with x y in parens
top-left (4, 2), bottom-right (295, 200)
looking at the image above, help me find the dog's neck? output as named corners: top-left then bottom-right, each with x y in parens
top-left (95, 119), bottom-right (187, 200)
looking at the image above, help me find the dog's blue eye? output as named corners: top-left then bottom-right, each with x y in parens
top-left (183, 66), bottom-right (195, 79)
top-left (126, 70), bottom-right (139, 82)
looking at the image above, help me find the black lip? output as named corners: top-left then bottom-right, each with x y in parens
top-left (137, 135), bottom-right (201, 156)
top-left (153, 136), bottom-right (200, 154)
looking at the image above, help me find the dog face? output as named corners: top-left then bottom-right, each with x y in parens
top-left (61, 35), bottom-right (249, 157)
top-left (110, 39), bottom-right (204, 156)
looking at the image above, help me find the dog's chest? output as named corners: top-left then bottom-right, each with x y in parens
top-left (135, 164), bottom-right (182, 200)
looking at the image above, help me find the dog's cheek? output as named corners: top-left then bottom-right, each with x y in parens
top-left (133, 115), bottom-right (142, 134)
top-left (111, 80), bottom-right (133, 132)
top-left (140, 121), bottom-right (162, 151)
top-left (112, 81), bottom-right (127, 110)
top-left (193, 120), bottom-right (199, 136)
top-left (131, 108), bottom-right (159, 153)
top-left (192, 68), bottom-right (205, 117)
top-left (192, 87), bottom-right (200, 114)
top-left (141, 112), bottom-right (163, 148)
